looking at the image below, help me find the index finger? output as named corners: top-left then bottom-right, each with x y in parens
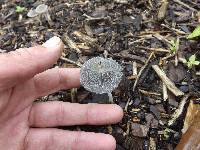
top-left (0, 36), bottom-right (63, 91)
top-left (32, 68), bottom-right (80, 98)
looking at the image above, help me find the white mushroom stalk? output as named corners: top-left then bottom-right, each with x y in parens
top-left (27, 4), bottom-right (53, 26)
top-left (27, 9), bottom-right (38, 18)
top-left (35, 4), bottom-right (52, 26)
top-left (80, 57), bottom-right (123, 103)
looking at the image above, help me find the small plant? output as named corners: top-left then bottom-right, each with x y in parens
top-left (80, 57), bottom-right (123, 103)
top-left (182, 54), bottom-right (200, 69)
top-left (16, 6), bottom-right (27, 13)
top-left (163, 128), bottom-right (170, 140)
top-left (187, 26), bottom-right (200, 39)
top-left (169, 38), bottom-right (179, 54)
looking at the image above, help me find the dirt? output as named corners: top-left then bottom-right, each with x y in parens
top-left (1, 0), bottom-right (200, 149)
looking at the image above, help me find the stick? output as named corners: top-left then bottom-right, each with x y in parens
top-left (62, 34), bottom-right (82, 53)
top-left (152, 65), bottom-right (184, 96)
top-left (133, 52), bottom-right (154, 92)
top-left (168, 94), bottom-right (190, 126)
top-left (173, 0), bottom-right (197, 12)
top-left (60, 56), bottom-right (82, 67)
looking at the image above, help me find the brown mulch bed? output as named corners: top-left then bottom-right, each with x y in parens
top-left (1, 0), bottom-right (200, 149)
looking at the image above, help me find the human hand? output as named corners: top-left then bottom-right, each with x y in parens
top-left (0, 36), bottom-right (123, 150)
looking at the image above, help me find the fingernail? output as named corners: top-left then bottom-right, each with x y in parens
top-left (42, 36), bottom-right (61, 48)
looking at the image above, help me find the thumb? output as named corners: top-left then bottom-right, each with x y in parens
top-left (0, 36), bottom-right (64, 91)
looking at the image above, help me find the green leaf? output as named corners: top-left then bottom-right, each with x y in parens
top-left (187, 63), bottom-right (192, 69)
top-left (189, 54), bottom-right (196, 63)
top-left (182, 58), bottom-right (187, 64)
top-left (16, 6), bottom-right (26, 13)
top-left (187, 26), bottom-right (200, 39)
top-left (170, 39), bottom-right (177, 53)
top-left (194, 61), bottom-right (200, 65)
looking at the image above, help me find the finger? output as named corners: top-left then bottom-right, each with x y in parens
top-left (32, 68), bottom-right (80, 97)
top-left (25, 128), bottom-right (116, 150)
top-left (2, 68), bottom-right (80, 117)
top-left (29, 101), bottom-right (123, 127)
top-left (0, 36), bottom-right (63, 91)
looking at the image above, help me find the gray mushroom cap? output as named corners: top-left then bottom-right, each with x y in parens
top-left (35, 4), bottom-right (48, 14)
top-left (80, 57), bottom-right (123, 94)
top-left (27, 9), bottom-right (38, 18)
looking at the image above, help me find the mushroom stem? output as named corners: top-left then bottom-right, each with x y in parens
top-left (37, 15), bottom-right (42, 25)
top-left (44, 10), bottom-right (53, 26)
top-left (108, 92), bottom-right (113, 103)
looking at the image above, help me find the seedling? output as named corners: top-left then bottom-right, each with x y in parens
top-left (16, 6), bottom-right (26, 13)
top-left (182, 54), bottom-right (200, 69)
top-left (80, 57), bottom-right (123, 103)
top-left (187, 26), bottom-right (200, 39)
top-left (169, 38), bottom-right (179, 54)
top-left (163, 128), bottom-right (170, 140)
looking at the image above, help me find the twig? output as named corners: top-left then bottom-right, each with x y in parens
top-left (133, 52), bottom-right (154, 92)
top-left (163, 83), bottom-right (168, 101)
top-left (73, 31), bottom-right (97, 44)
top-left (152, 65), bottom-right (184, 96)
top-left (125, 98), bottom-right (131, 112)
top-left (157, 0), bottom-right (169, 20)
top-left (161, 24), bottom-right (187, 35)
top-left (139, 89), bottom-right (161, 96)
top-left (62, 34), bottom-right (82, 53)
top-left (161, 53), bottom-right (175, 61)
top-left (196, 72), bottom-right (200, 76)
top-left (132, 61), bottom-right (137, 76)
top-left (137, 46), bottom-right (169, 53)
top-left (128, 62), bottom-right (137, 80)
top-left (173, 0), bottom-right (197, 12)
top-left (168, 94), bottom-right (190, 126)
top-left (153, 33), bottom-right (171, 45)
top-left (60, 56), bottom-right (82, 67)
top-left (71, 88), bottom-right (77, 103)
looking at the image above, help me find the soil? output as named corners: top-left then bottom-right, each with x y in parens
top-left (1, 0), bottom-right (200, 150)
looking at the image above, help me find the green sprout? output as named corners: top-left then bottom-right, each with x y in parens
top-left (16, 6), bottom-right (27, 13)
top-left (182, 54), bottom-right (200, 69)
top-left (169, 38), bottom-right (179, 54)
top-left (187, 26), bottom-right (200, 39)
top-left (163, 128), bottom-right (170, 140)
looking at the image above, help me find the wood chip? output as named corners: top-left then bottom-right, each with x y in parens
top-left (196, 71), bottom-right (200, 76)
top-left (168, 94), bottom-right (190, 126)
top-left (132, 61), bottom-right (137, 76)
top-left (182, 100), bottom-right (200, 134)
top-left (133, 52), bottom-right (154, 91)
top-left (157, 1), bottom-right (169, 21)
top-left (152, 65), bottom-right (184, 96)
top-left (163, 83), bottom-right (168, 101)
top-left (62, 34), bottom-right (82, 53)
top-left (73, 31), bottom-right (97, 44)
top-left (114, 0), bottom-right (128, 4)
top-left (173, 0), bottom-right (197, 12)
top-left (137, 46), bottom-right (170, 53)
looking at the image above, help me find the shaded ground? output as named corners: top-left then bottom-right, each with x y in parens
top-left (0, 0), bottom-right (200, 149)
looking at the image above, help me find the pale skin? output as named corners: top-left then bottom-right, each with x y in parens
top-left (0, 37), bottom-right (123, 150)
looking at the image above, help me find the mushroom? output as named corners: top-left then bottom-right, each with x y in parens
top-left (35, 4), bottom-right (53, 26)
top-left (27, 9), bottom-right (38, 18)
top-left (27, 9), bottom-right (42, 24)
top-left (80, 57), bottom-right (123, 103)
